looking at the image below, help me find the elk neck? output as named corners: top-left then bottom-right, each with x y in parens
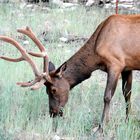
top-left (61, 26), bottom-right (104, 89)
top-left (61, 21), bottom-right (106, 89)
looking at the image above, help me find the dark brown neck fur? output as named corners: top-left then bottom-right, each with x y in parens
top-left (61, 21), bottom-right (105, 89)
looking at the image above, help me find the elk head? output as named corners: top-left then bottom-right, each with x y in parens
top-left (45, 64), bottom-right (70, 117)
top-left (0, 27), bottom-right (70, 117)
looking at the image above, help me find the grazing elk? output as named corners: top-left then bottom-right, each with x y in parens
top-left (0, 14), bottom-right (140, 131)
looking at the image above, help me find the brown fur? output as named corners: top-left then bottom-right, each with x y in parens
top-left (46, 15), bottom-right (140, 130)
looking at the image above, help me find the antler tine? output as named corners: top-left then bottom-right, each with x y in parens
top-left (0, 56), bottom-right (24, 62)
top-left (30, 78), bottom-right (46, 90)
top-left (17, 26), bottom-right (46, 53)
top-left (0, 36), bottom-right (41, 77)
top-left (17, 76), bottom-right (43, 87)
top-left (17, 26), bottom-right (49, 77)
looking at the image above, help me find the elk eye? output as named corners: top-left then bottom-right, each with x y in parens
top-left (51, 87), bottom-right (57, 94)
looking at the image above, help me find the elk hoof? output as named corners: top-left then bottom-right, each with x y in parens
top-left (93, 125), bottom-right (103, 134)
top-left (92, 126), bottom-right (104, 139)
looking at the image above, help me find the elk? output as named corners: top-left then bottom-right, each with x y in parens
top-left (0, 14), bottom-right (140, 131)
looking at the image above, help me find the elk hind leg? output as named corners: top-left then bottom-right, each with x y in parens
top-left (121, 71), bottom-right (132, 120)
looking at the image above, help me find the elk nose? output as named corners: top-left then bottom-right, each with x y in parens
top-left (50, 108), bottom-right (59, 118)
top-left (50, 107), bottom-right (64, 118)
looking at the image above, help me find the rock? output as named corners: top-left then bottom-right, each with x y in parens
top-left (86, 0), bottom-right (109, 7)
top-left (62, 2), bottom-right (78, 8)
top-left (59, 37), bottom-right (68, 42)
top-left (26, 4), bottom-right (34, 8)
top-left (23, 40), bottom-right (30, 46)
top-left (51, 134), bottom-right (61, 140)
top-left (86, 0), bottom-right (95, 6)
top-left (59, 34), bottom-right (88, 43)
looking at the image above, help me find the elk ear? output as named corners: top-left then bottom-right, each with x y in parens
top-left (55, 63), bottom-right (67, 78)
top-left (49, 61), bottom-right (55, 72)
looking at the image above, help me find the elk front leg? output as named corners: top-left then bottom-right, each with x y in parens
top-left (99, 67), bottom-right (121, 132)
top-left (121, 71), bottom-right (132, 120)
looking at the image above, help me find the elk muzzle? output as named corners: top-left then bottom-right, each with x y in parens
top-left (49, 106), bottom-right (63, 118)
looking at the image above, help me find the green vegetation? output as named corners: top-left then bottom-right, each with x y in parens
top-left (0, 3), bottom-right (140, 140)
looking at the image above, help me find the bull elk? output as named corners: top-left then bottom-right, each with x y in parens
top-left (0, 14), bottom-right (140, 131)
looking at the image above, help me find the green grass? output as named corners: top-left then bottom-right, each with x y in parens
top-left (0, 2), bottom-right (140, 140)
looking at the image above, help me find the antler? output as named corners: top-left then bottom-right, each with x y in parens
top-left (0, 27), bottom-right (51, 90)
top-left (17, 27), bottom-right (49, 78)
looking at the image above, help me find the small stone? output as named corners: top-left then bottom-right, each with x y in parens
top-left (51, 134), bottom-right (61, 140)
